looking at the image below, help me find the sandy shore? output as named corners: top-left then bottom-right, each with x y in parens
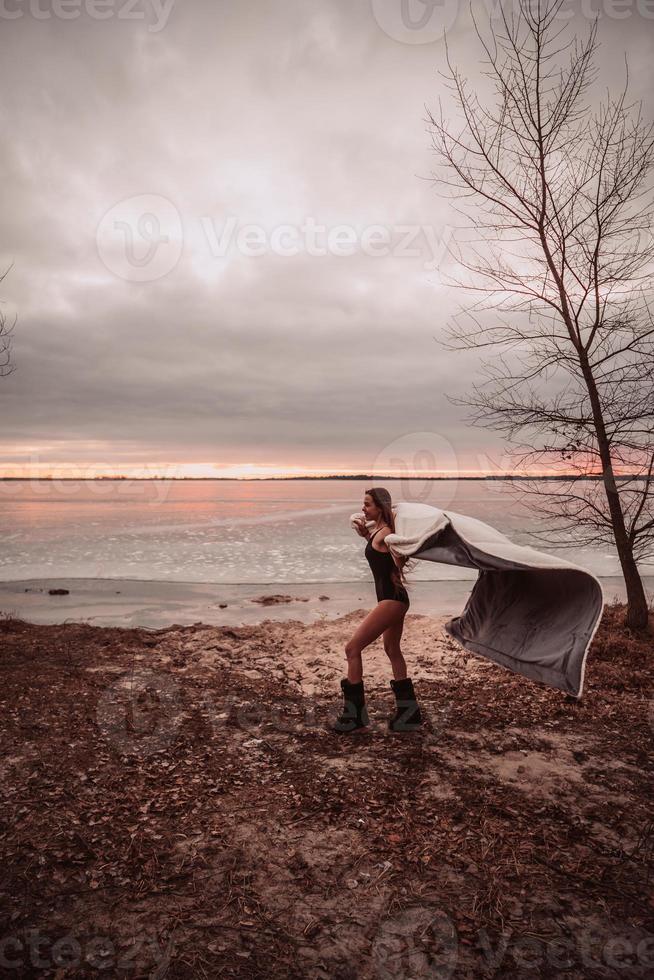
top-left (1, 602), bottom-right (652, 978)
top-left (0, 577), bottom-right (479, 628)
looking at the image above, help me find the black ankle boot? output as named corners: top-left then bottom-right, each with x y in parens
top-left (331, 678), bottom-right (370, 733)
top-left (389, 677), bottom-right (422, 732)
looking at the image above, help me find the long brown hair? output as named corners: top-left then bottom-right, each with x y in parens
top-left (365, 486), bottom-right (416, 593)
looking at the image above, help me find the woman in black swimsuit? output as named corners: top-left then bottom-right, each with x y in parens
top-left (332, 487), bottom-right (422, 735)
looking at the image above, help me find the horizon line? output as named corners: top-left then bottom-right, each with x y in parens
top-left (0, 473), bottom-right (636, 482)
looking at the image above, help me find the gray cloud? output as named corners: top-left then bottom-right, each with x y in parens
top-left (1, 0), bottom-right (652, 474)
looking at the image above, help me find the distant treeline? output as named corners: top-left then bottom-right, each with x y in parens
top-left (0, 475), bottom-right (645, 482)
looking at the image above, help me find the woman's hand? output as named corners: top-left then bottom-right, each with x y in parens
top-left (353, 516), bottom-right (369, 538)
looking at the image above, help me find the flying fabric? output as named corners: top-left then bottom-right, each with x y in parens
top-left (351, 501), bottom-right (604, 699)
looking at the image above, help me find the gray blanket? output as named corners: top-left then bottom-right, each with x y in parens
top-left (351, 502), bottom-right (604, 699)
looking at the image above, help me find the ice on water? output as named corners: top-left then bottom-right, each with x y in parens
top-left (0, 478), bottom-right (644, 583)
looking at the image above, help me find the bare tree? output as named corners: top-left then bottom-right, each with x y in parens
top-left (0, 265), bottom-right (16, 379)
top-left (428, 0), bottom-right (654, 629)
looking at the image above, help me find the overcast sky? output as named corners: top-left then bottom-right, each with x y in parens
top-left (1, 0), bottom-right (652, 478)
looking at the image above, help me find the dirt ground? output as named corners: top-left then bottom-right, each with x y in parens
top-left (1, 601), bottom-right (652, 979)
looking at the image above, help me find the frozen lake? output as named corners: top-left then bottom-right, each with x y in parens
top-left (1, 477), bottom-right (651, 586)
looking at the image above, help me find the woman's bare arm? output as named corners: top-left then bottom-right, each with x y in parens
top-left (374, 527), bottom-right (394, 553)
top-left (353, 517), bottom-right (371, 539)
top-left (373, 528), bottom-right (405, 568)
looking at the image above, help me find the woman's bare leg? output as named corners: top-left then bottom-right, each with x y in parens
top-left (382, 616), bottom-right (409, 680)
top-left (344, 600), bottom-right (408, 683)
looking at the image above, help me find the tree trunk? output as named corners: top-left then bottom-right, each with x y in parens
top-left (577, 354), bottom-right (650, 630)
top-left (622, 555), bottom-right (650, 630)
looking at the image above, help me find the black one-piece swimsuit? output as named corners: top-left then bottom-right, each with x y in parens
top-left (365, 528), bottom-right (410, 606)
